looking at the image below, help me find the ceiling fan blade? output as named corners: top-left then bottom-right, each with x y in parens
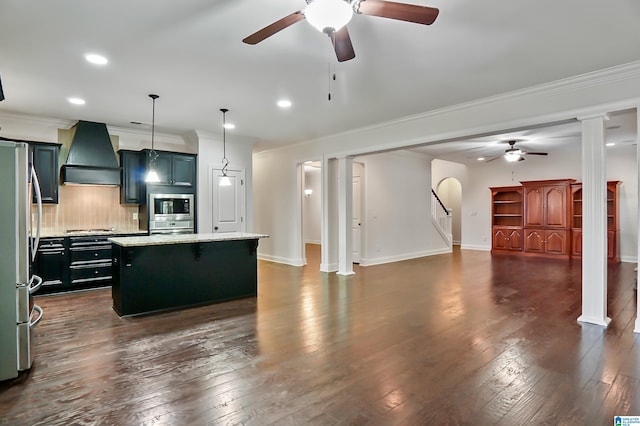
top-left (523, 152), bottom-right (548, 156)
top-left (357, 0), bottom-right (439, 25)
top-left (518, 156), bottom-right (525, 162)
top-left (330, 27), bottom-right (356, 62)
top-left (242, 11), bottom-right (305, 45)
top-left (484, 156), bottom-right (502, 163)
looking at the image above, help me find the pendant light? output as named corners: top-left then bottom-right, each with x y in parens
top-left (145, 94), bottom-right (160, 183)
top-left (219, 108), bottom-right (232, 187)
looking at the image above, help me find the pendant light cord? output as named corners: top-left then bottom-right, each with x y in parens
top-left (149, 94), bottom-right (159, 165)
top-left (220, 108), bottom-right (229, 177)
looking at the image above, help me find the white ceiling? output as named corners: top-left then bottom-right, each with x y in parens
top-left (0, 0), bottom-right (638, 157)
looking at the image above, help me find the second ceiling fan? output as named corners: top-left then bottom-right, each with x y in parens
top-left (487, 140), bottom-right (548, 163)
top-left (242, 0), bottom-right (439, 62)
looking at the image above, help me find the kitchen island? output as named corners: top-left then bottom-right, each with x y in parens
top-left (108, 232), bottom-right (268, 317)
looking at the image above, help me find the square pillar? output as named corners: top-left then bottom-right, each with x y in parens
top-left (337, 156), bottom-right (354, 276)
top-left (577, 114), bottom-right (610, 327)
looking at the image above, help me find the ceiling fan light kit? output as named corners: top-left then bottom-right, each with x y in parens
top-left (504, 150), bottom-right (522, 162)
top-left (305, 0), bottom-right (354, 34)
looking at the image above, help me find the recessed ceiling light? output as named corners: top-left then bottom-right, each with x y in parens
top-left (606, 142), bottom-right (615, 147)
top-left (223, 123), bottom-right (235, 130)
top-left (477, 157), bottom-right (485, 161)
top-left (67, 97), bottom-right (86, 105)
top-left (277, 99), bottom-right (292, 108)
top-left (85, 53), bottom-right (108, 65)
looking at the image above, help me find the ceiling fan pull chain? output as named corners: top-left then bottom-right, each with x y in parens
top-left (328, 61), bottom-right (332, 101)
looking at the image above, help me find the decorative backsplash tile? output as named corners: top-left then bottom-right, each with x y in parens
top-left (39, 186), bottom-right (139, 234)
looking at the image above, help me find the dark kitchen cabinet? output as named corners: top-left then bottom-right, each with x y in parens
top-left (33, 238), bottom-right (69, 291)
top-left (30, 143), bottom-right (60, 204)
top-left (143, 150), bottom-right (196, 189)
top-left (119, 150), bottom-right (143, 204)
top-left (69, 237), bottom-right (113, 287)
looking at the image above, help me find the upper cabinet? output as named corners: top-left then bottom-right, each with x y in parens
top-left (522, 180), bottom-right (574, 229)
top-left (119, 150), bottom-right (143, 204)
top-left (142, 150), bottom-right (196, 189)
top-left (31, 142), bottom-right (61, 204)
top-left (120, 150), bottom-right (197, 204)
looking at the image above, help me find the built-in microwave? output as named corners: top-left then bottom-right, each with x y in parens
top-left (148, 193), bottom-right (194, 234)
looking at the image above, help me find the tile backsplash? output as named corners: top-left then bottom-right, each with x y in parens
top-left (40, 186), bottom-right (140, 234)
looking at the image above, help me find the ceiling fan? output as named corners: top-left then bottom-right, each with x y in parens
top-left (487, 140), bottom-right (549, 162)
top-left (242, 0), bottom-right (439, 62)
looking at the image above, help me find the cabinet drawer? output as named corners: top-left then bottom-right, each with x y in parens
top-left (70, 263), bottom-right (112, 284)
top-left (70, 246), bottom-right (112, 263)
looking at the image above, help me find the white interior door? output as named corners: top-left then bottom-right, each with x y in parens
top-left (212, 168), bottom-right (245, 233)
top-left (352, 173), bottom-right (361, 263)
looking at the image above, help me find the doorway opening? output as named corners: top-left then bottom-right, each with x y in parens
top-left (302, 161), bottom-right (322, 267)
top-left (436, 177), bottom-right (462, 245)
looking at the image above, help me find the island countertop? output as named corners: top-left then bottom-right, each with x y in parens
top-left (108, 232), bottom-right (269, 247)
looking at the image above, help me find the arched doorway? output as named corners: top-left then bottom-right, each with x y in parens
top-left (436, 177), bottom-right (462, 245)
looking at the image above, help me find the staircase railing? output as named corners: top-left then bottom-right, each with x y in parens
top-left (431, 189), bottom-right (452, 246)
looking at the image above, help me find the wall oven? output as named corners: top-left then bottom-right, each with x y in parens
top-left (148, 193), bottom-right (194, 234)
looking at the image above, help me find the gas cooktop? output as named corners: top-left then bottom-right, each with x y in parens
top-left (65, 228), bottom-right (116, 235)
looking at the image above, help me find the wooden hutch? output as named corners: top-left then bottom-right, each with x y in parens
top-left (490, 179), bottom-right (620, 261)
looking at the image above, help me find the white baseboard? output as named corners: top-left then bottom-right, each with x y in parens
top-left (620, 256), bottom-right (638, 263)
top-left (304, 240), bottom-right (321, 245)
top-left (320, 263), bottom-right (338, 272)
top-left (460, 244), bottom-right (491, 251)
top-left (360, 248), bottom-right (452, 267)
top-left (258, 253), bottom-right (305, 267)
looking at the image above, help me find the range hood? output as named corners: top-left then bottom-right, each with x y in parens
top-left (61, 121), bottom-right (120, 186)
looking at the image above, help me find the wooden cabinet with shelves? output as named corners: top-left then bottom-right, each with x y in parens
top-left (521, 179), bottom-right (574, 258)
top-left (570, 181), bottom-right (620, 261)
top-left (490, 186), bottom-right (523, 253)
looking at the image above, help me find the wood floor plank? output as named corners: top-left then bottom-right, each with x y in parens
top-left (1, 245), bottom-right (639, 424)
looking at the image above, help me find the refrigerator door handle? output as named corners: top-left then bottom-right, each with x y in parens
top-left (30, 305), bottom-right (43, 329)
top-left (29, 275), bottom-right (43, 294)
top-left (31, 165), bottom-right (42, 262)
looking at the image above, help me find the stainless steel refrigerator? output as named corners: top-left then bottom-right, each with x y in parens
top-left (0, 140), bottom-right (43, 381)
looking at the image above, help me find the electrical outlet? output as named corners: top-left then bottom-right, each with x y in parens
top-left (132, 212), bottom-right (138, 220)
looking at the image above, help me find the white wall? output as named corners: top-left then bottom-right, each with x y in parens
top-left (432, 145), bottom-right (638, 261)
top-left (356, 151), bottom-right (450, 266)
top-left (303, 166), bottom-right (321, 244)
top-left (192, 130), bottom-right (255, 234)
top-left (254, 148), bottom-right (450, 266)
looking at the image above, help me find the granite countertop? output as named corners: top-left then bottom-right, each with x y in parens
top-left (108, 232), bottom-right (269, 247)
top-left (41, 229), bottom-right (149, 238)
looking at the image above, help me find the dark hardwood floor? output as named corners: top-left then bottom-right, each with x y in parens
top-left (1, 245), bottom-right (639, 425)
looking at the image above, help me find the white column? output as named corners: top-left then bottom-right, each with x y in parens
top-left (320, 156), bottom-right (338, 272)
top-left (634, 108), bottom-right (640, 332)
top-left (577, 114), bottom-right (609, 327)
top-left (337, 156), bottom-right (354, 276)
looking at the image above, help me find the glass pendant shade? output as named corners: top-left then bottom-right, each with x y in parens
top-left (219, 175), bottom-right (232, 187)
top-left (145, 94), bottom-right (160, 183)
top-left (305, 0), bottom-right (353, 33)
top-left (145, 168), bottom-right (160, 183)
